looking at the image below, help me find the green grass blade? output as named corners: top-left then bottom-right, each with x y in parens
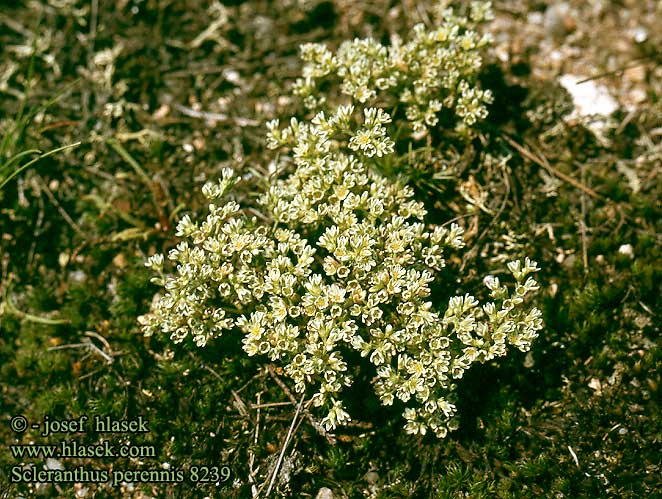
top-left (0, 141), bottom-right (82, 191)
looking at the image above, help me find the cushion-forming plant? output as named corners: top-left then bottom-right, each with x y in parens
top-left (139, 2), bottom-right (543, 438)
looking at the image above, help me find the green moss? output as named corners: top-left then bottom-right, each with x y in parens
top-left (2, 1), bottom-right (661, 498)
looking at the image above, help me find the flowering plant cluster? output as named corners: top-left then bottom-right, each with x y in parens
top-left (139, 5), bottom-right (543, 438)
top-left (294, 1), bottom-right (494, 138)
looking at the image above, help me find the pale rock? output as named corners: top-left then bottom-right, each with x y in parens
top-left (316, 487), bottom-right (334, 499)
top-left (559, 74), bottom-right (619, 118)
top-left (618, 244), bottom-right (634, 258)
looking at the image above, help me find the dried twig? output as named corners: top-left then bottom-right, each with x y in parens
top-left (266, 365), bottom-right (332, 442)
top-left (460, 161), bottom-right (510, 272)
top-left (48, 340), bottom-right (113, 364)
top-left (250, 401), bottom-right (294, 409)
top-left (84, 330), bottom-right (113, 355)
top-left (576, 55), bottom-right (655, 84)
top-left (248, 392), bottom-right (262, 498)
top-left (34, 176), bottom-right (84, 237)
top-left (502, 135), bottom-right (601, 199)
top-left (173, 103), bottom-right (259, 127)
top-left (264, 393), bottom-right (306, 498)
top-left (567, 445), bottom-right (580, 467)
top-left (579, 161), bottom-right (589, 274)
top-left (188, 352), bottom-right (221, 379)
top-left (231, 390), bottom-right (249, 417)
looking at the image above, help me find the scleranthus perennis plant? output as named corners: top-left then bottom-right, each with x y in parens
top-left (139, 6), bottom-right (543, 438)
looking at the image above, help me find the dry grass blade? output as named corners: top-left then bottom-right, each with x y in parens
top-left (248, 392), bottom-right (263, 498)
top-left (579, 161), bottom-right (589, 274)
top-left (502, 135), bottom-right (601, 199)
top-left (266, 364), bottom-right (333, 442)
top-left (33, 175), bottom-right (85, 237)
top-left (263, 393), bottom-right (306, 498)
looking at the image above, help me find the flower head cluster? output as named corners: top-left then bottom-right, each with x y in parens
top-left (140, 98), bottom-right (542, 437)
top-left (294, 3), bottom-right (494, 137)
top-left (140, 6), bottom-right (543, 438)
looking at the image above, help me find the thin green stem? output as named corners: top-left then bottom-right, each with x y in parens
top-left (0, 142), bottom-right (82, 191)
